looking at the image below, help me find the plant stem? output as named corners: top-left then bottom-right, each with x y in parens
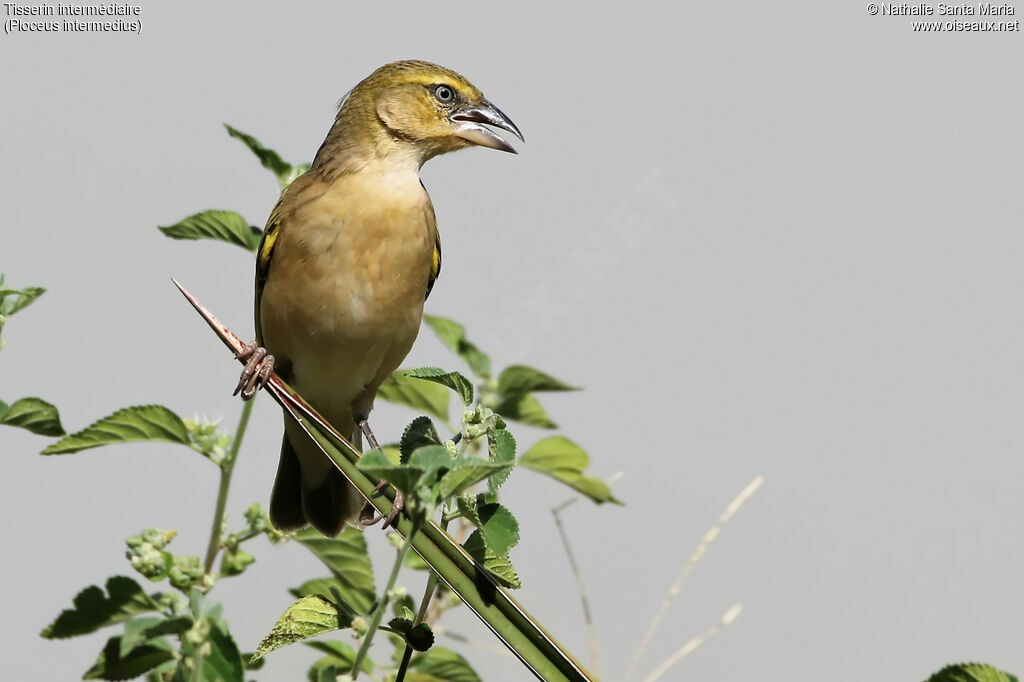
top-left (352, 521), bottom-right (420, 680)
top-left (192, 647), bottom-right (204, 682)
top-left (203, 399), bottom-right (254, 573)
top-left (395, 516), bottom-right (448, 682)
top-left (395, 570), bottom-right (439, 681)
top-left (395, 644), bottom-right (414, 681)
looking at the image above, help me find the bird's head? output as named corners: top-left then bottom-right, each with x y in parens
top-left (321, 60), bottom-right (523, 168)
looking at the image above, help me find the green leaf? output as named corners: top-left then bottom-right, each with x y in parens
top-left (926, 663), bottom-right (1020, 682)
top-left (315, 663), bottom-right (338, 682)
top-left (377, 371), bottom-right (451, 423)
top-left (456, 498), bottom-right (520, 558)
top-left (41, 405), bottom-right (190, 455)
top-left (497, 365), bottom-right (577, 396)
top-left (437, 458), bottom-right (511, 500)
top-left (158, 210), bottom-right (262, 252)
top-left (41, 576), bottom-right (159, 639)
top-left (495, 393), bottom-right (557, 429)
top-left (357, 449), bottom-right (429, 499)
top-left (412, 647), bottom-right (483, 682)
top-left (119, 616), bottom-right (191, 658)
top-left (389, 617), bottom-right (413, 634)
top-left (305, 640), bottom-right (372, 681)
top-left (407, 622), bottom-right (435, 652)
top-left (463, 530), bottom-right (521, 589)
top-left (519, 436), bottom-right (622, 504)
top-left (224, 123), bottom-right (309, 189)
top-left (403, 367), bottom-right (474, 406)
top-left (0, 281), bottom-right (45, 316)
top-left (251, 595), bottom-right (349, 663)
top-left (423, 315), bottom-right (492, 378)
top-left (400, 416), bottom-right (442, 464)
top-left (83, 636), bottom-right (174, 681)
top-left (292, 528), bottom-right (376, 613)
top-left (201, 623), bottom-right (245, 682)
top-left (0, 397), bottom-right (64, 436)
top-left (486, 429), bottom-right (516, 494)
top-left (409, 445), bottom-right (456, 486)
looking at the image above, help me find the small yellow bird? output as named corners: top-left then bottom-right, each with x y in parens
top-left (235, 60), bottom-right (522, 537)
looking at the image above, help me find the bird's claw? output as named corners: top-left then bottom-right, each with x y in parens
top-left (234, 342), bottom-right (274, 400)
top-left (359, 481), bottom-right (405, 528)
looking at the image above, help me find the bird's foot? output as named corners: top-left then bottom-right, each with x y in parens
top-left (358, 418), bottom-right (382, 452)
top-left (234, 342), bottom-right (274, 400)
top-left (359, 480), bottom-right (405, 528)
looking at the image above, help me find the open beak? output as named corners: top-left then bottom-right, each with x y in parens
top-left (451, 99), bottom-right (524, 154)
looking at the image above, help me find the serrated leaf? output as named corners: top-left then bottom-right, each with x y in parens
top-left (403, 367), bottom-right (474, 406)
top-left (926, 663), bottom-right (1020, 682)
top-left (495, 393), bottom-right (557, 429)
top-left (400, 416), bottom-right (442, 464)
top-left (41, 405), bottom-right (189, 455)
top-left (423, 315), bottom-right (492, 378)
top-left (412, 647), bottom-right (483, 682)
top-left (224, 124), bottom-right (309, 189)
top-left (409, 445), bottom-right (455, 485)
top-left (389, 617), bottom-right (413, 634)
top-left (357, 449), bottom-right (428, 499)
top-left (158, 210), bottom-right (261, 252)
top-left (0, 397), bottom-right (64, 436)
top-left (120, 616), bottom-right (191, 658)
top-left (292, 529), bottom-right (375, 613)
top-left (305, 640), bottom-right (371, 681)
top-left (83, 636), bottom-right (174, 681)
top-left (377, 371), bottom-right (450, 422)
top-left (407, 622), bottom-right (434, 652)
top-left (463, 530), bottom-right (521, 589)
top-left (251, 595), bottom-right (349, 663)
top-left (519, 436), bottom-right (622, 504)
top-left (486, 429), bottom-right (516, 494)
top-left (456, 498), bottom-right (520, 558)
top-left (41, 576), bottom-right (159, 639)
top-left (437, 458), bottom-right (511, 500)
top-left (497, 365), bottom-right (578, 396)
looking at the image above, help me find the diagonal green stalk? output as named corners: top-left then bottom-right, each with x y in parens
top-left (352, 521), bottom-right (420, 680)
top-left (289, 401), bottom-right (592, 682)
top-left (203, 399), bottom-right (254, 573)
top-left (173, 281), bottom-right (594, 682)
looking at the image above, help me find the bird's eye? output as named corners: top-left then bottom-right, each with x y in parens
top-left (434, 85), bottom-right (455, 103)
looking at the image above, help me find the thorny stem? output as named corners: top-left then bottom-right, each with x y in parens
top-left (353, 520), bottom-right (421, 680)
top-left (203, 399), bottom-right (254, 574)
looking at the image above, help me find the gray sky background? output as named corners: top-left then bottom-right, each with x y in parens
top-left (2, 1), bottom-right (1023, 680)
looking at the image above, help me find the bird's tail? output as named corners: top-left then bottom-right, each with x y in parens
top-left (269, 417), bottom-right (364, 537)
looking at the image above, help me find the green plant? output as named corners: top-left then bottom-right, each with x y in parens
top-left (28, 125), bottom-right (619, 682)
